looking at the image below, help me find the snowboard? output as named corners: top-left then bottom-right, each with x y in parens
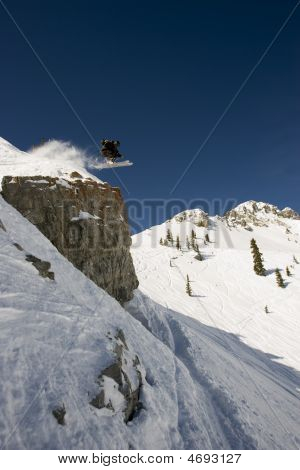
top-left (89, 160), bottom-right (133, 170)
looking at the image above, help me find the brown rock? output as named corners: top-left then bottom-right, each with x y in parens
top-left (1, 175), bottom-right (138, 303)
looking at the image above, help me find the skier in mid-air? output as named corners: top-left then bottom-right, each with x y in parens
top-left (91, 139), bottom-right (132, 169)
top-left (100, 139), bottom-right (122, 163)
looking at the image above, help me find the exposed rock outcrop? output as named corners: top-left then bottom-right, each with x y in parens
top-left (223, 201), bottom-right (300, 230)
top-left (0, 219), bottom-right (6, 232)
top-left (90, 329), bottom-right (143, 423)
top-left (281, 207), bottom-right (300, 220)
top-left (25, 254), bottom-right (55, 280)
top-left (52, 404), bottom-right (66, 426)
top-left (1, 175), bottom-right (138, 303)
top-left (170, 209), bottom-right (209, 227)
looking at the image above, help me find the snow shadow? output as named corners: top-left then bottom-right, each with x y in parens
top-left (126, 291), bottom-right (300, 450)
top-left (265, 268), bottom-right (278, 276)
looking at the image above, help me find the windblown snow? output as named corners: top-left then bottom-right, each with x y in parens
top-left (0, 137), bottom-right (103, 188)
top-left (1, 138), bottom-right (300, 449)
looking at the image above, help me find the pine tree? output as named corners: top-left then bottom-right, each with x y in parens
top-left (250, 238), bottom-right (266, 276)
top-left (293, 255), bottom-right (299, 264)
top-left (191, 236), bottom-right (196, 250)
top-left (264, 305), bottom-right (269, 314)
top-left (286, 266), bottom-right (291, 277)
top-left (159, 237), bottom-right (163, 245)
top-left (186, 275), bottom-right (192, 296)
top-left (186, 236), bottom-right (191, 250)
top-left (205, 233), bottom-right (210, 243)
top-left (166, 228), bottom-right (174, 246)
top-left (275, 268), bottom-right (285, 288)
top-left (191, 229), bottom-right (196, 240)
top-left (176, 235), bottom-right (181, 250)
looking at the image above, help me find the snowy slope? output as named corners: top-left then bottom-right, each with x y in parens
top-left (0, 196), bottom-right (188, 449)
top-left (0, 138), bottom-right (103, 188)
top-left (1, 197), bottom-right (300, 449)
top-left (1, 137), bottom-right (300, 449)
top-left (131, 206), bottom-right (300, 371)
top-left (127, 205), bottom-right (300, 448)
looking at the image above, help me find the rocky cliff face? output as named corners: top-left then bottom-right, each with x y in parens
top-left (1, 174), bottom-right (138, 303)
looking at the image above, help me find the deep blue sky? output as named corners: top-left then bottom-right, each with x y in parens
top-left (1, 0), bottom-right (299, 229)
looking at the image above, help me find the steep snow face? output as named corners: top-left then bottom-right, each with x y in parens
top-left (0, 196), bottom-right (185, 449)
top-left (0, 137), bottom-right (102, 188)
top-left (224, 200), bottom-right (300, 229)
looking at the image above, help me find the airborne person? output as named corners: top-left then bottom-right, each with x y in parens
top-left (100, 139), bottom-right (122, 162)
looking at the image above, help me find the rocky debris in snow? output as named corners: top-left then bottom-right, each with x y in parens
top-left (13, 242), bottom-right (24, 251)
top-left (1, 175), bottom-right (138, 303)
top-left (115, 328), bottom-right (128, 350)
top-left (52, 404), bottom-right (66, 425)
top-left (90, 329), bottom-right (143, 423)
top-left (0, 219), bottom-right (6, 231)
top-left (25, 254), bottom-right (55, 280)
top-left (70, 171), bottom-right (83, 179)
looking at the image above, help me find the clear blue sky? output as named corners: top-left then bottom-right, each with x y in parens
top-left (1, 0), bottom-right (299, 229)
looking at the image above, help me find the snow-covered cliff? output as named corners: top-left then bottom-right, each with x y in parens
top-left (0, 138), bottom-right (138, 303)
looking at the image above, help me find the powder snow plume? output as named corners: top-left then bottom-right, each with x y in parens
top-left (0, 137), bottom-right (102, 184)
top-left (28, 139), bottom-right (92, 168)
top-left (28, 139), bottom-right (117, 172)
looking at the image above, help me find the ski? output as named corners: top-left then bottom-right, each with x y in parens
top-left (89, 160), bottom-right (133, 170)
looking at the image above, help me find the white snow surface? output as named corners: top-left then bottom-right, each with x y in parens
top-left (0, 137), bottom-right (300, 449)
top-left (0, 196), bottom-right (184, 450)
top-left (0, 137), bottom-right (103, 188)
top-left (1, 198), bottom-right (300, 449)
top-left (128, 207), bottom-right (300, 449)
top-left (131, 209), bottom-right (300, 370)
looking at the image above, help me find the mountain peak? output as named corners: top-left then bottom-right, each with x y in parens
top-left (169, 208), bottom-right (209, 227)
top-left (224, 200), bottom-right (299, 229)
